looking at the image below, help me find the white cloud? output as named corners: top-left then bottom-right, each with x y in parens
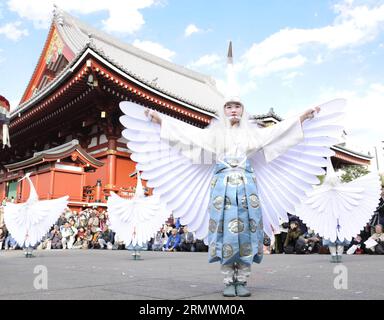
top-left (7, 0), bottom-right (157, 34)
top-left (215, 74), bottom-right (257, 100)
top-left (132, 40), bottom-right (175, 61)
top-left (370, 83), bottom-right (384, 93)
top-left (9, 98), bottom-right (20, 111)
top-left (189, 54), bottom-right (221, 68)
top-left (184, 24), bottom-right (201, 37)
top-left (315, 54), bottom-right (324, 64)
top-left (282, 71), bottom-right (303, 81)
top-left (0, 21), bottom-right (28, 41)
top-left (354, 77), bottom-right (366, 86)
top-left (241, 1), bottom-right (384, 77)
top-left (315, 84), bottom-right (384, 149)
top-left (0, 48), bottom-right (4, 64)
top-left (281, 71), bottom-right (303, 87)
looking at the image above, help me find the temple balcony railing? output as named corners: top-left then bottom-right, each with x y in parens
top-left (82, 184), bottom-right (149, 202)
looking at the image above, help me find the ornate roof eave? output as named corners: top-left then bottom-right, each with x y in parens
top-left (11, 45), bottom-right (217, 121)
top-left (331, 144), bottom-right (372, 161)
top-left (18, 23), bottom-right (57, 105)
top-left (10, 44), bottom-right (91, 120)
top-left (5, 139), bottom-right (104, 172)
top-left (251, 110), bottom-right (371, 163)
top-left (85, 46), bottom-right (217, 117)
top-left (251, 108), bottom-right (283, 122)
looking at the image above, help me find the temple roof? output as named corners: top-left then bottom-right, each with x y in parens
top-left (253, 111), bottom-right (372, 164)
top-left (332, 144), bottom-right (372, 161)
top-left (251, 107), bottom-right (283, 122)
top-left (4, 139), bottom-right (104, 172)
top-left (14, 8), bottom-right (224, 117)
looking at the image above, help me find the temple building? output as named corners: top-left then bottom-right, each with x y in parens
top-left (0, 9), bottom-right (222, 209)
top-left (0, 9), bottom-right (372, 209)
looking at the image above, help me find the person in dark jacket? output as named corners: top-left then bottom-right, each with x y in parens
top-left (180, 226), bottom-right (196, 252)
top-left (98, 225), bottom-right (113, 249)
top-left (284, 221), bottom-right (303, 254)
top-left (49, 225), bottom-right (63, 249)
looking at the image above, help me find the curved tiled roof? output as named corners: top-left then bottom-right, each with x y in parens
top-left (53, 9), bottom-right (224, 113)
top-left (5, 139), bottom-right (104, 171)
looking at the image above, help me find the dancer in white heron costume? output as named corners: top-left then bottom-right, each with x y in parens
top-left (107, 171), bottom-right (169, 259)
top-left (118, 43), bottom-right (347, 296)
top-left (3, 173), bottom-right (69, 257)
top-left (294, 158), bottom-right (381, 262)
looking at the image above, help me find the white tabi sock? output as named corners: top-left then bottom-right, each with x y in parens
top-left (329, 245), bottom-right (337, 256)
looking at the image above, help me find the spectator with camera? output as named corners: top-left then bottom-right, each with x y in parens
top-left (72, 227), bottom-right (86, 249)
top-left (49, 225), bottom-right (63, 249)
top-left (297, 229), bottom-right (321, 254)
top-left (283, 221), bottom-right (303, 254)
top-left (366, 224), bottom-right (384, 254)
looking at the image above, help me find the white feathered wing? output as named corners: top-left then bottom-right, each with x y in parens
top-left (249, 99), bottom-right (347, 239)
top-left (120, 99), bottom-right (349, 243)
top-left (119, 101), bottom-right (215, 241)
top-left (4, 174), bottom-right (69, 247)
top-left (107, 172), bottom-right (170, 247)
top-left (294, 158), bottom-right (381, 242)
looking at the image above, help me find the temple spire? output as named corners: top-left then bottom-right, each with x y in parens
top-left (227, 41), bottom-right (233, 65)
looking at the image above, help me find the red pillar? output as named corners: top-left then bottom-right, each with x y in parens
top-left (95, 179), bottom-right (102, 202)
top-left (106, 137), bottom-right (117, 190)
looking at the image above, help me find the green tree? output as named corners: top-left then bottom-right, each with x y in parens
top-left (340, 165), bottom-right (369, 183)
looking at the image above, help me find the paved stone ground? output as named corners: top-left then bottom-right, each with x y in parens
top-left (0, 250), bottom-right (383, 300)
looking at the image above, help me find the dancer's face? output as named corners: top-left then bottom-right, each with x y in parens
top-left (224, 102), bottom-right (243, 125)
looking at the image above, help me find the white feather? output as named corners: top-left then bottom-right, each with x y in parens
top-left (119, 101), bottom-right (215, 239)
top-left (4, 176), bottom-right (68, 247)
top-left (294, 160), bottom-right (382, 242)
top-left (250, 99), bottom-right (347, 239)
top-left (107, 172), bottom-right (170, 247)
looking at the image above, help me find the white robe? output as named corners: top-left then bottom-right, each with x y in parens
top-left (160, 116), bottom-right (304, 163)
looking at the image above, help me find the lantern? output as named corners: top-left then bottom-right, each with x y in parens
top-left (0, 95), bottom-right (10, 148)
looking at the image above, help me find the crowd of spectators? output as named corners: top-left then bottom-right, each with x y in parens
top-left (0, 203), bottom-right (208, 253)
top-left (148, 218), bottom-right (208, 252)
top-left (1, 186), bottom-right (383, 255)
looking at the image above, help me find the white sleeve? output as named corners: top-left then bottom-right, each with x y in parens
top-left (160, 117), bottom-right (214, 152)
top-left (255, 117), bottom-right (304, 163)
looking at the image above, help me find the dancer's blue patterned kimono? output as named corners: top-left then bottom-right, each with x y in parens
top-left (208, 157), bottom-right (264, 266)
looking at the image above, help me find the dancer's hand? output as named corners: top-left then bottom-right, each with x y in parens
top-left (300, 106), bottom-right (320, 123)
top-left (145, 109), bottom-right (162, 125)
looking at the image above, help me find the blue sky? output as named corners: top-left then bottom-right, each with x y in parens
top-left (0, 0), bottom-right (383, 157)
